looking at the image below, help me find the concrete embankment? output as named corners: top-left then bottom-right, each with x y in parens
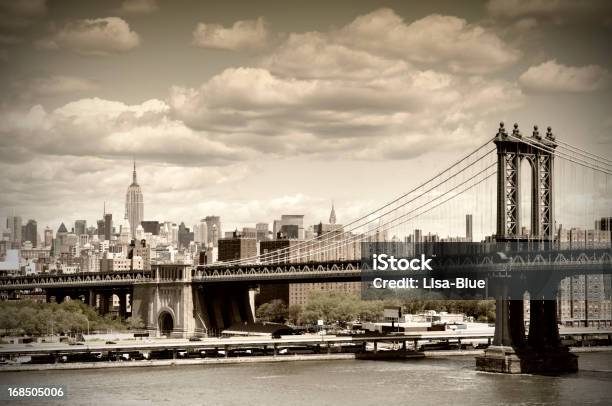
top-left (2, 347), bottom-right (610, 373)
top-left (421, 346), bottom-right (612, 357)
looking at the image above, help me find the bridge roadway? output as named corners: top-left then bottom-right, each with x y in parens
top-left (0, 247), bottom-right (610, 290)
top-left (1, 329), bottom-right (611, 357)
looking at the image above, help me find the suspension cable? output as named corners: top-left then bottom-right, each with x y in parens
top-left (506, 134), bottom-right (612, 176)
top-left (228, 163), bottom-right (496, 265)
top-left (556, 139), bottom-right (612, 165)
top-left (220, 138), bottom-right (496, 265)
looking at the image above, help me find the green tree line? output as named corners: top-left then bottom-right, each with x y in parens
top-left (256, 292), bottom-right (495, 326)
top-left (0, 300), bottom-right (142, 336)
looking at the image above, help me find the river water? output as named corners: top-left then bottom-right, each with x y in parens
top-left (3, 353), bottom-right (612, 405)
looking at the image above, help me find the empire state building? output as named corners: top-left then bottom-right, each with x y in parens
top-left (125, 161), bottom-right (144, 239)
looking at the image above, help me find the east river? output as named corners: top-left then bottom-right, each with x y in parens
top-left (3, 353), bottom-right (612, 405)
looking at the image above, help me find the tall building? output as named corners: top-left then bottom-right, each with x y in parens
top-left (241, 227), bottom-right (257, 239)
top-left (255, 222), bottom-right (269, 241)
top-left (178, 222), bottom-right (194, 248)
top-left (205, 216), bottom-right (221, 247)
top-left (597, 217), bottom-right (612, 241)
top-left (131, 239), bottom-right (151, 271)
top-left (260, 239), bottom-right (299, 262)
top-left (74, 220), bottom-right (87, 236)
top-left (218, 234), bottom-right (257, 262)
top-left (466, 214), bottom-right (473, 242)
top-left (329, 202), bottom-right (337, 224)
top-left (272, 220), bottom-right (283, 239)
top-left (24, 219), bottom-right (37, 247)
top-left (44, 227), bottom-right (53, 248)
top-left (97, 219), bottom-right (105, 239)
top-left (413, 229), bottom-right (422, 243)
top-left (104, 213), bottom-right (112, 241)
top-left (125, 161), bottom-right (144, 239)
top-left (6, 216), bottom-right (22, 248)
top-left (53, 223), bottom-right (69, 257)
top-left (195, 219), bottom-right (208, 244)
top-left (289, 282), bottom-right (362, 307)
top-left (556, 225), bottom-right (612, 327)
top-left (141, 220), bottom-right (160, 235)
top-left (280, 215), bottom-right (305, 239)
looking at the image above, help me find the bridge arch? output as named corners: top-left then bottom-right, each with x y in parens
top-left (520, 156), bottom-right (536, 237)
top-left (158, 309), bottom-right (175, 336)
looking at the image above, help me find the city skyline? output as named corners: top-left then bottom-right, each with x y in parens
top-left (1, 0), bottom-right (611, 235)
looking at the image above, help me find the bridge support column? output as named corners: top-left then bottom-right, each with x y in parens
top-left (476, 282), bottom-right (528, 374)
top-left (131, 277), bottom-right (197, 338)
top-left (477, 295), bottom-right (576, 374)
top-left (118, 292), bottom-right (127, 320)
top-left (87, 290), bottom-right (96, 308)
top-left (99, 293), bottom-right (110, 316)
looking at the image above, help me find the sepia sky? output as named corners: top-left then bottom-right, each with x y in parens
top-left (0, 0), bottom-right (611, 234)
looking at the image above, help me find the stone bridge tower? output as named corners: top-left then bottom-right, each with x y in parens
top-left (495, 122), bottom-right (556, 241)
top-left (477, 122), bottom-right (577, 374)
top-left (131, 264), bottom-right (254, 338)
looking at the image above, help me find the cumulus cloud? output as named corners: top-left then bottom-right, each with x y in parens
top-left (487, 0), bottom-right (612, 23)
top-left (169, 11), bottom-right (525, 158)
top-left (334, 9), bottom-right (521, 74)
top-left (261, 31), bottom-right (409, 80)
top-left (0, 8), bottom-right (535, 230)
top-left (169, 65), bottom-right (523, 159)
top-left (8, 8), bottom-right (526, 167)
top-left (192, 17), bottom-right (268, 51)
top-left (37, 17), bottom-right (140, 55)
top-left (519, 60), bottom-right (611, 92)
top-left (0, 98), bottom-right (252, 166)
top-left (118, 0), bottom-right (159, 14)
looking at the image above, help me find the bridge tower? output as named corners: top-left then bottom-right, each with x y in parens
top-left (494, 122), bottom-right (556, 241)
top-left (477, 122), bottom-right (577, 374)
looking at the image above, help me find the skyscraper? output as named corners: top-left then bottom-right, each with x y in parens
top-left (466, 214), bottom-right (473, 242)
top-left (195, 219), bottom-right (208, 244)
top-left (414, 229), bottom-right (422, 243)
top-left (178, 222), bottom-right (194, 248)
top-left (97, 219), bottom-right (105, 239)
top-left (256, 222), bottom-right (269, 241)
top-left (6, 216), bottom-right (22, 248)
top-left (104, 213), bottom-right (112, 241)
top-left (205, 216), bottom-right (221, 247)
top-left (75, 220), bottom-right (87, 236)
top-left (24, 219), bottom-right (37, 247)
top-left (329, 202), bottom-right (337, 224)
top-left (44, 227), bottom-right (53, 247)
top-left (125, 161), bottom-right (144, 239)
top-left (280, 215), bottom-right (305, 240)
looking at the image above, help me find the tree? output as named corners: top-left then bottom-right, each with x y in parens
top-left (255, 303), bottom-right (270, 320)
top-left (126, 316), bottom-right (145, 330)
top-left (287, 305), bottom-right (302, 325)
top-left (256, 300), bottom-right (288, 323)
top-left (0, 299), bottom-right (131, 337)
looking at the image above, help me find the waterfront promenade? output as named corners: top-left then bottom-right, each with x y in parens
top-left (2, 328), bottom-right (611, 372)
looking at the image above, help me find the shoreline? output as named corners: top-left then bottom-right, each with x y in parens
top-left (2, 346), bottom-right (610, 373)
